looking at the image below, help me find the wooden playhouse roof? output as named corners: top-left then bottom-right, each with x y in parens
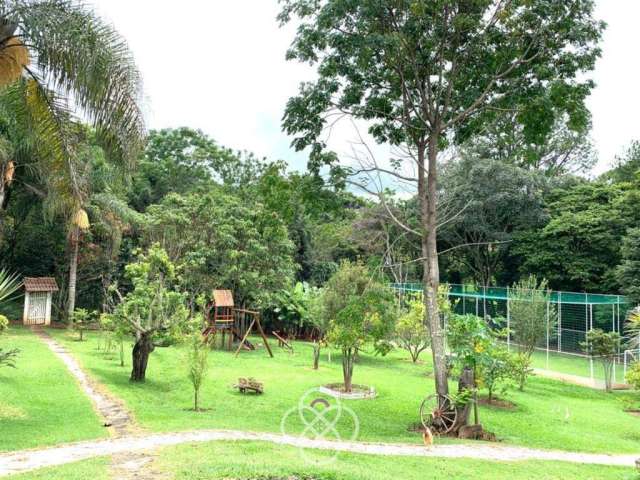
top-left (212, 289), bottom-right (234, 307)
top-left (24, 277), bottom-right (59, 292)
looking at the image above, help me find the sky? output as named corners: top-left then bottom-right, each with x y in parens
top-left (90, 0), bottom-right (640, 176)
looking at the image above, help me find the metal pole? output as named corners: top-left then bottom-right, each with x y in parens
top-left (506, 286), bottom-right (510, 351)
top-left (546, 300), bottom-right (550, 369)
top-left (589, 303), bottom-right (594, 381)
top-left (557, 291), bottom-right (562, 353)
top-left (475, 297), bottom-right (478, 317)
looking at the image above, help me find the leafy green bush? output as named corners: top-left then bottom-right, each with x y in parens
top-left (269, 282), bottom-right (320, 335)
top-left (625, 362), bottom-right (640, 391)
top-left (395, 299), bottom-right (429, 363)
top-left (0, 314), bottom-right (8, 334)
top-left (510, 352), bottom-right (534, 391)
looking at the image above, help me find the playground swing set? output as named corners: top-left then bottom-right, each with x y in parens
top-left (203, 289), bottom-right (273, 357)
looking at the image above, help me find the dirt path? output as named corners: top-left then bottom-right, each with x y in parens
top-left (33, 328), bottom-right (163, 479)
top-left (0, 428), bottom-right (637, 476)
top-left (533, 368), bottom-right (629, 390)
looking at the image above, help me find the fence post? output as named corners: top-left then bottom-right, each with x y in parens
top-left (546, 300), bottom-right (550, 370)
top-left (506, 286), bottom-right (510, 351)
top-left (557, 291), bottom-right (562, 353)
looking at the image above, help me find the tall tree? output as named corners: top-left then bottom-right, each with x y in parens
top-left (280, 0), bottom-right (603, 404)
top-left (0, 0), bottom-right (146, 317)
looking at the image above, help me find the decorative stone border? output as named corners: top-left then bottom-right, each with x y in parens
top-left (319, 384), bottom-right (377, 400)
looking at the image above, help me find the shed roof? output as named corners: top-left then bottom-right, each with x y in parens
top-left (24, 277), bottom-right (59, 292)
top-left (212, 289), bottom-right (234, 307)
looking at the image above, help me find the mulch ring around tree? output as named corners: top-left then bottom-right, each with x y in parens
top-left (319, 383), bottom-right (377, 399)
top-left (624, 409), bottom-right (640, 418)
top-left (476, 396), bottom-right (516, 410)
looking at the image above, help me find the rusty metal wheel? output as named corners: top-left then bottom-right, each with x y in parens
top-left (419, 394), bottom-right (458, 434)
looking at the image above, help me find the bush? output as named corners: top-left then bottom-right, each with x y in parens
top-left (395, 299), bottom-right (429, 363)
top-left (625, 361), bottom-right (640, 391)
top-left (510, 352), bottom-right (534, 391)
top-left (0, 314), bottom-right (8, 334)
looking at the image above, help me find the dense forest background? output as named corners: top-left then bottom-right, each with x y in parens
top-left (2, 122), bottom-right (640, 323)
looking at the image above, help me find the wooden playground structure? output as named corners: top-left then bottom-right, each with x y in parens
top-left (203, 290), bottom-right (273, 357)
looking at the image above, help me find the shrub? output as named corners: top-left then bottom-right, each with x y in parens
top-left (0, 314), bottom-right (8, 334)
top-left (510, 352), bottom-right (534, 391)
top-left (395, 299), bottom-right (429, 363)
top-left (625, 361), bottom-right (640, 391)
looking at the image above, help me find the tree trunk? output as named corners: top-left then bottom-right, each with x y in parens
top-left (342, 348), bottom-right (354, 392)
top-left (131, 333), bottom-right (154, 382)
top-left (313, 341), bottom-right (320, 370)
top-left (419, 135), bottom-right (448, 400)
top-left (194, 388), bottom-right (199, 411)
top-left (67, 226), bottom-right (80, 320)
top-left (454, 367), bottom-right (474, 431)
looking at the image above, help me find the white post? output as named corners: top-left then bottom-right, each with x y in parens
top-left (22, 292), bottom-right (30, 325)
top-left (546, 300), bottom-right (550, 369)
top-left (557, 292), bottom-right (562, 352)
top-left (506, 286), bottom-right (510, 351)
top-left (45, 292), bottom-right (52, 326)
top-left (585, 306), bottom-right (593, 381)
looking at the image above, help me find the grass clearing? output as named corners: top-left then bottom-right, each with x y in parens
top-left (9, 457), bottom-right (110, 480)
top-left (48, 328), bottom-right (640, 454)
top-left (0, 327), bottom-right (107, 452)
top-left (152, 440), bottom-right (637, 480)
top-left (530, 348), bottom-right (626, 382)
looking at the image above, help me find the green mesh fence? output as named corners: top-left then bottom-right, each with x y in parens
top-left (391, 283), bottom-right (631, 384)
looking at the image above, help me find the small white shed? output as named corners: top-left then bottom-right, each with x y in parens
top-left (23, 277), bottom-right (59, 326)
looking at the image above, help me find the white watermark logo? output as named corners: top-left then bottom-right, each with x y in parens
top-left (280, 388), bottom-right (360, 464)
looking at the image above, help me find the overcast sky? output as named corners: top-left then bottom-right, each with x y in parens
top-left (90, 0), bottom-right (639, 175)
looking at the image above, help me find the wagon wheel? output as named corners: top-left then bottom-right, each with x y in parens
top-left (419, 394), bottom-right (457, 434)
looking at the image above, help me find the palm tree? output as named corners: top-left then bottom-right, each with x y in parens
top-left (0, 0), bottom-right (145, 317)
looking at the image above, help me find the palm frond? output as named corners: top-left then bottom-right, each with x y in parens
top-left (0, 77), bottom-right (81, 219)
top-left (0, 268), bottom-right (22, 305)
top-left (625, 308), bottom-right (640, 350)
top-left (4, 0), bottom-right (145, 165)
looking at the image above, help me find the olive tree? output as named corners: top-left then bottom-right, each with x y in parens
top-left (280, 0), bottom-right (603, 404)
top-left (321, 261), bottom-right (395, 392)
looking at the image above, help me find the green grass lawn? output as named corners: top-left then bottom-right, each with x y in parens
top-left (152, 440), bottom-right (636, 480)
top-left (530, 348), bottom-right (626, 382)
top-left (49, 329), bottom-right (640, 454)
top-left (10, 458), bottom-right (110, 480)
top-left (8, 442), bottom-right (636, 480)
top-left (0, 327), bottom-right (108, 452)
